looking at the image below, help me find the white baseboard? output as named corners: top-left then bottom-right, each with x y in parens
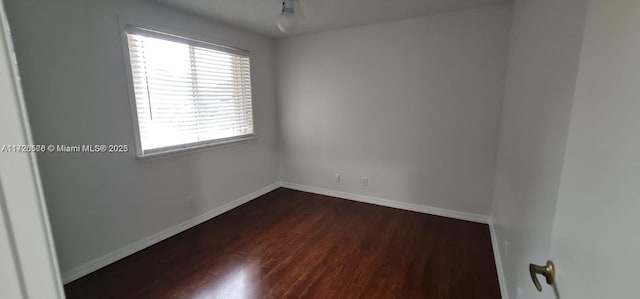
top-left (280, 182), bottom-right (489, 224)
top-left (61, 182), bottom-right (282, 283)
top-left (489, 218), bottom-right (509, 299)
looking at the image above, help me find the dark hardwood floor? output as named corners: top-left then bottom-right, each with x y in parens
top-left (65, 188), bottom-right (500, 298)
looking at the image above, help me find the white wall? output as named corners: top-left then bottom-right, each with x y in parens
top-left (5, 0), bottom-right (279, 278)
top-left (490, 0), bottom-right (588, 298)
top-left (276, 4), bottom-right (512, 216)
top-left (551, 1), bottom-right (640, 298)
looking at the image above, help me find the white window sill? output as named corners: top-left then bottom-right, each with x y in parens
top-left (135, 135), bottom-right (256, 160)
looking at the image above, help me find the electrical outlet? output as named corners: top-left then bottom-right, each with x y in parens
top-left (335, 173), bottom-right (341, 183)
top-left (362, 177), bottom-right (368, 186)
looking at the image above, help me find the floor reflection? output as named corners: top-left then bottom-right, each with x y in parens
top-left (190, 262), bottom-right (257, 299)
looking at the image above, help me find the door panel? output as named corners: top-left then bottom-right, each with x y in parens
top-left (490, 0), bottom-right (588, 297)
top-left (551, 1), bottom-right (640, 298)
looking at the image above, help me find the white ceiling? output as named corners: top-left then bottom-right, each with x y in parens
top-left (156, 0), bottom-right (510, 38)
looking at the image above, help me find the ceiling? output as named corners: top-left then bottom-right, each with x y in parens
top-left (156, 0), bottom-right (510, 38)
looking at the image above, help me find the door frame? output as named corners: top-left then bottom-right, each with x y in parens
top-left (0, 0), bottom-right (65, 297)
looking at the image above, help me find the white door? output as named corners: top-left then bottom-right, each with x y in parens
top-left (547, 1), bottom-right (640, 298)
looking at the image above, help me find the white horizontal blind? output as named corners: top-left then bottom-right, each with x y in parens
top-left (125, 26), bottom-right (254, 155)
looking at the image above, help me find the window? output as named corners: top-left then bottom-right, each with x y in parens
top-left (124, 26), bottom-right (254, 157)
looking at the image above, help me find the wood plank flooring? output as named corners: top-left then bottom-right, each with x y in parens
top-left (64, 188), bottom-right (500, 298)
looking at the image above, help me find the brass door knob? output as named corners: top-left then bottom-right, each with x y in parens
top-left (529, 260), bottom-right (555, 291)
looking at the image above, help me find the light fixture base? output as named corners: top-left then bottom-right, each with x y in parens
top-left (277, 0), bottom-right (303, 34)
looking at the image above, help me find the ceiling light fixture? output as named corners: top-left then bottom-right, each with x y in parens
top-left (277, 0), bottom-right (304, 34)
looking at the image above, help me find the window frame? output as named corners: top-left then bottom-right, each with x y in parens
top-left (119, 17), bottom-right (256, 159)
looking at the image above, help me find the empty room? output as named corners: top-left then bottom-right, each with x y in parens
top-left (1, 0), bottom-right (639, 298)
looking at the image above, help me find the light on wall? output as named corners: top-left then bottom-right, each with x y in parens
top-left (277, 0), bottom-right (304, 34)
